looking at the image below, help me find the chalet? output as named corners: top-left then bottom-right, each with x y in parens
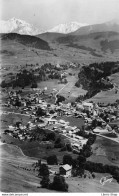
top-left (76, 104), bottom-right (84, 111)
top-left (93, 110), bottom-right (98, 117)
top-left (9, 125), bottom-right (16, 131)
top-left (83, 102), bottom-right (93, 111)
top-left (62, 129), bottom-right (67, 134)
top-left (58, 119), bottom-right (69, 125)
top-left (47, 119), bottom-right (57, 125)
top-left (84, 117), bottom-right (92, 124)
top-left (81, 139), bottom-right (88, 145)
top-left (74, 135), bottom-right (83, 141)
top-left (72, 143), bottom-right (81, 150)
top-left (59, 164), bottom-right (72, 177)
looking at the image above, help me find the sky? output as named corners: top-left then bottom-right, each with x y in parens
top-left (0, 0), bottom-right (119, 29)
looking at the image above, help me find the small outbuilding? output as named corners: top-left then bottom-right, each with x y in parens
top-left (59, 164), bottom-right (72, 177)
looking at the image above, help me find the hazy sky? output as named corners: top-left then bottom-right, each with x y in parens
top-left (1, 0), bottom-right (119, 29)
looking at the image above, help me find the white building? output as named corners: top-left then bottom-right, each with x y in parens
top-left (59, 164), bottom-right (72, 177)
top-left (83, 102), bottom-right (93, 111)
top-left (93, 127), bottom-right (109, 134)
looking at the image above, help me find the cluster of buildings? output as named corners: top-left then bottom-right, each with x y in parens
top-left (3, 88), bottom-right (119, 151)
top-left (2, 87), bottom-right (119, 179)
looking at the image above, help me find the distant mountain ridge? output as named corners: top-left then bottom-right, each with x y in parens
top-left (1, 18), bottom-right (119, 56)
top-left (1, 18), bottom-right (119, 36)
top-left (47, 22), bottom-right (88, 34)
top-left (70, 19), bottom-right (119, 35)
top-left (0, 18), bottom-right (44, 35)
top-left (56, 31), bottom-right (119, 54)
top-left (0, 18), bottom-right (88, 35)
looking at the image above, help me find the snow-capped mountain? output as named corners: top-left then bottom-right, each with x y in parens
top-left (1, 18), bottom-right (119, 36)
top-left (0, 18), bottom-right (44, 35)
top-left (0, 19), bottom-right (88, 35)
top-left (47, 22), bottom-right (88, 34)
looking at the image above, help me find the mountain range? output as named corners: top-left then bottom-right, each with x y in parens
top-left (1, 18), bottom-right (119, 36)
top-left (36, 19), bottom-right (119, 54)
top-left (0, 18), bottom-right (44, 35)
top-left (70, 19), bottom-right (119, 35)
top-left (0, 18), bottom-right (88, 35)
top-left (47, 22), bottom-right (88, 34)
top-left (1, 17), bottom-right (119, 60)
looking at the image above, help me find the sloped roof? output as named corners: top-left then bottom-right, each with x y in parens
top-left (60, 164), bottom-right (72, 171)
top-left (83, 102), bottom-right (93, 107)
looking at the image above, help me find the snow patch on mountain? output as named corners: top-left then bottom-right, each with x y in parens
top-left (47, 22), bottom-right (88, 34)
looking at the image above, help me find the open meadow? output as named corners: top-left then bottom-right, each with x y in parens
top-left (88, 136), bottom-right (119, 166)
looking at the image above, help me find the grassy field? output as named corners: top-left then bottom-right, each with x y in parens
top-left (60, 72), bottom-right (87, 102)
top-left (57, 116), bottom-right (84, 129)
top-left (67, 173), bottom-right (119, 192)
top-left (0, 143), bottom-right (56, 192)
top-left (1, 132), bottom-right (78, 163)
top-left (87, 88), bottom-right (119, 104)
top-left (38, 79), bottom-right (64, 93)
top-left (88, 136), bottom-right (119, 166)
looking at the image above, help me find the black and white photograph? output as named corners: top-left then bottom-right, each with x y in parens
top-left (0, 0), bottom-right (119, 194)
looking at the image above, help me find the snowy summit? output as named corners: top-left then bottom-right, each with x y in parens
top-left (47, 22), bottom-right (88, 34)
top-left (0, 18), bottom-right (44, 35)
